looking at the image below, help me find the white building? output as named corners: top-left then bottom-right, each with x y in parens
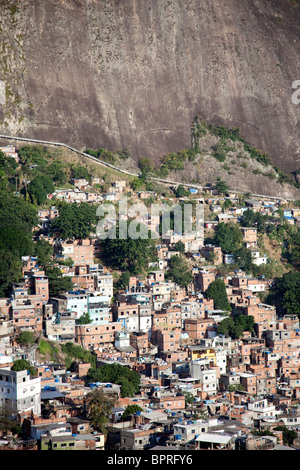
top-left (215, 348), bottom-right (228, 375)
top-left (173, 419), bottom-right (209, 442)
top-left (0, 368), bottom-right (41, 418)
top-left (251, 248), bottom-right (268, 266)
top-left (63, 292), bottom-right (111, 323)
top-left (139, 308), bottom-right (152, 335)
top-left (45, 312), bottom-right (76, 342)
top-left (247, 398), bottom-right (277, 419)
top-left (94, 273), bottom-right (114, 301)
top-left (151, 281), bottom-right (175, 310)
top-left (189, 360), bottom-right (218, 396)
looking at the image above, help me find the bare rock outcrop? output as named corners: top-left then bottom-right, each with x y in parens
top-left (0, 0), bottom-right (299, 179)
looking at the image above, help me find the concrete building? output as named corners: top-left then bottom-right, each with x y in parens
top-left (0, 368), bottom-right (41, 418)
top-left (45, 312), bottom-right (76, 342)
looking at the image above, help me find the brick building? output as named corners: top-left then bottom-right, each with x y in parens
top-left (75, 322), bottom-right (122, 351)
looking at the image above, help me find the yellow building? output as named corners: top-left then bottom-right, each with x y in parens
top-left (188, 345), bottom-right (216, 365)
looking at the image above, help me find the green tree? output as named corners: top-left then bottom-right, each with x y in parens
top-left (233, 246), bottom-right (254, 273)
top-left (86, 388), bottom-right (117, 434)
top-left (16, 331), bottom-right (36, 346)
top-left (18, 144), bottom-right (49, 166)
top-left (87, 363), bottom-right (140, 398)
top-left (223, 199), bottom-right (232, 210)
top-left (174, 240), bottom-right (185, 253)
top-left (61, 342), bottom-right (96, 369)
top-left (115, 271), bottom-right (130, 290)
top-left (122, 404), bottom-right (143, 420)
top-left (100, 223), bottom-right (157, 274)
top-left (240, 209), bottom-right (271, 233)
top-left (116, 376), bottom-right (137, 398)
top-left (0, 218), bottom-right (34, 258)
top-left (183, 392), bottom-right (195, 405)
top-left (217, 317), bottom-right (235, 337)
top-left (76, 312), bottom-right (92, 325)
top-left (0, 192), bottom-right (37, 263)
top-left (206, 278), bottom-right (231, 311)
top-left (71, 164), bottom-right (92, 181)
top-left (45, 266), bottom-right (73, 297)
top-left (130, 176), bottom-right (145, 191)
top-left (234, 314), bottom-right (255, 333)
top-left (51, 202), bottom-right (97, 240)
top-left (214, 222), bottom-right (243, 254)
top-left (34, 239), bottom-right (53, 268)
top-left (47, 161), bottom-right (68, 185)
top-left (175, 185), bottom-right (189, 198)
top-left (283, 229), bottom-right (300, 269)
top-left (0, 191), bottom-right (37, 227)
top-left (274, 426), bottom-right (297, 447)
top-left (27, 175), bottom-right (55, 205)
top-left (215, 177), bottom-right (229, 195)
top-left (138, 157), bottom-right (154, 178)
top-left (271, 271), bottom-right (300, 317)
top-left (217, 314), bottom-right (254, 339)
top-left (0, 406), bottom-right (22, 435)
top-left (0, 151), bottom-right (18, 178)
top-left (0, 250), bottom-right (22, 297)
top-left (11, 359), bottom-right (36, 377)
top-left (165, 255), bottom-right (193, 288)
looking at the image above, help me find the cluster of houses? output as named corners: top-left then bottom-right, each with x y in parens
top-left (0, 146), bottom-right (300, 451)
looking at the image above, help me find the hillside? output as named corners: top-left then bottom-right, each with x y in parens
top-left (151, 116), bottom-right (300, 199)
top-left (0, 0), bottom-right (299, 181)
top-left (2, 116), bottom-right (300, 199)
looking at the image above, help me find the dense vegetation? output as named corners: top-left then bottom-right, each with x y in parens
top-left (165, 255), bottom-right (193, 288)
top-left (206, 278), bottom-right (231, 312)
top-left (268, 271), bottom-right (300, 316)
top-left (87, 363), bottom-right (140, 398)
top-left (99, 222), bottom-right (158, 274)
top-left (217, 314), bottom-right (255, 339)
top-left (85, 388), bottom-right (117, 434)
top-left (0, 189), bottom-right (38, 296)
top-left (50, 201), bottom-right (97, 240)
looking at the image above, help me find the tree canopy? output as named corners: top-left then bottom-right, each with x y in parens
top-left (87, 363), bottom-right (140, 398)
top-left (165, 255), bottom-right (193, 288)
top-left (11, 359), bottom-right (36, 377)
top-left (99, 222), bottom-right (157, 274)
top-left (50, 202), bottom-right (97, 240)
top-left (0, 191), bottom-right (38, 295)
top-left (215, 177), bottom-right (229, 195)
top-left (214, 222), bottom-right (243, 254)
top-left (206, 278), bottom-right (231, 311)
top-left (217, 314), bottom-right (254, 339)
top-left (122, 404), bottom-right (143, 420)
top-left (270, 271), bottom-right (300, 317)
top-left (27, 174), bottom-right (55, 205)
top-left (45, 266), bottom-right (73, 297)
top-left (86, 388), bottom-right (117, 434)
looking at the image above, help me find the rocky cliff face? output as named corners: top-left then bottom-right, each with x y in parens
top-left (0, 0), bottom-right (299, 178)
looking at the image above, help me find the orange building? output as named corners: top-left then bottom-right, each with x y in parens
top-left (55, 239), bottom-right (95, 265)
top-left (241, 227), bottom-right (257, 246)
top-left (184, 318), bottom-right (214, 341)
top-left (11, 303), bottom-right (43, 333)
top-left (194, 270), bottom-right (216, 293)
top-left (151, 327), bottom-right (181, 353)
top-left (75, 322), bottom-right (122, 350)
